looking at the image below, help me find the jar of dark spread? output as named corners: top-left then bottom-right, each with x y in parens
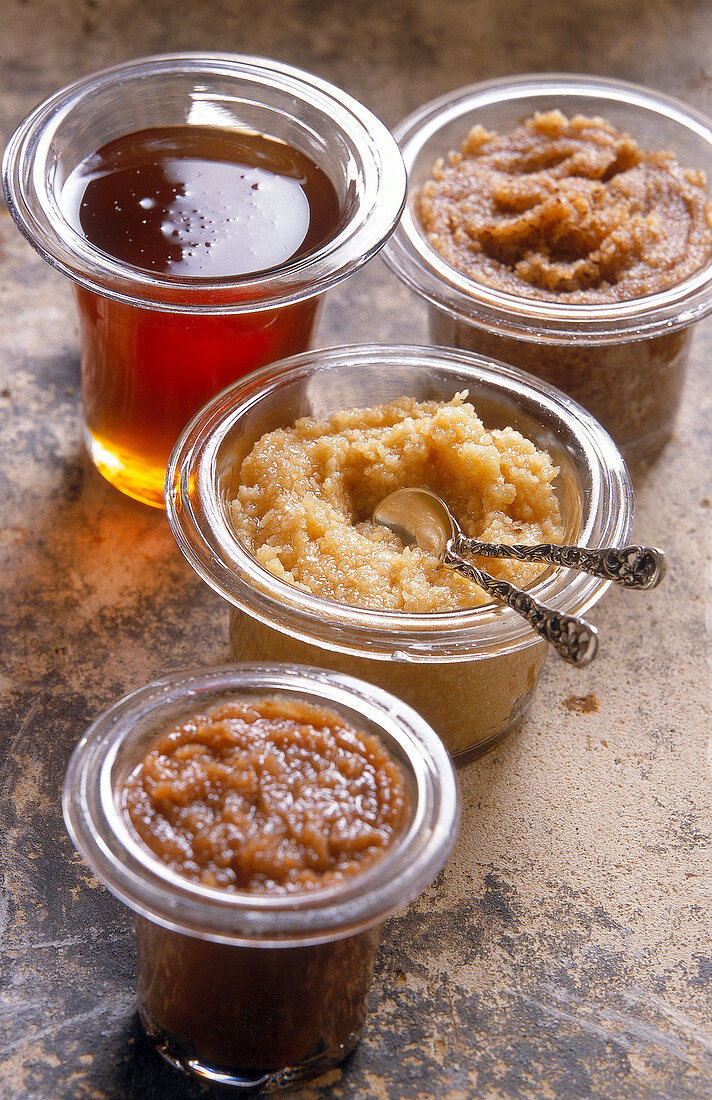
top-left (383, 75), bottom-right (712, 468)
top-left (63, 664), bottom-right (459, 1091)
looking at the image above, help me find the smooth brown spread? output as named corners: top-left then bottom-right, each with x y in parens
top-left (418, 110), bottom-right (712, 303)
top-left (229, 393), bottom-right (565, 611)
top-left (122, 697), bottom-right (409, 894)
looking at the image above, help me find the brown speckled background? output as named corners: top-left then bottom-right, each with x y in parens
top-left (2, 2), bottom-right (711, 1097)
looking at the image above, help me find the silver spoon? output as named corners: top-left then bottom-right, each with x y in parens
top-left (373, 488), bottom-right (598, 666)
top-left (373, 488), bottom-right (667, 589)
top-left (372, 489), bottom-right (662, 667)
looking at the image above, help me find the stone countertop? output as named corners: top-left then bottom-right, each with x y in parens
top-left (1, 2), bottom-right (711, 1097)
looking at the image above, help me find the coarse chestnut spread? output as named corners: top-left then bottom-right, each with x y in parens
top-left (418, 110), bottom-right (712, 303)
top-left (122, 696), bottom-right (409, 894)
top-left (122, 695), bottom-right (410, 1077)
top-left (229, 392), bottom-right (565, 611)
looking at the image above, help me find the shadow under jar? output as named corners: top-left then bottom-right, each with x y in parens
top-left (382, 74), bottom-right (712, 471)
top-left (2, 53), bottom-right (406, 507)
top-left (62, 664), bottom-right (458, 1091)
top-left (165, 344), bottom-right (634, 760)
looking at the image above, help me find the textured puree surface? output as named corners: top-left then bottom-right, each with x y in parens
top-left (419, 110), bottom-right (712, 302)
top-left (122, 697), bottom-right (409, 893)
top-left (230, 393), bottom-right (565, 610)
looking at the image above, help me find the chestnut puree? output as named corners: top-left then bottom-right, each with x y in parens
top-left (122, 696), bottom-right (409, 1074)
top-left (417, 110), bottom-right (712, 465)
top-left (62, 126), bottom-right (340, 506)
top-left (134, 917), bottom-right (381, 1075)
top-left (418, 110), bottom-right (712, 302)
top-left (122, 696), bottom-right (409, 892)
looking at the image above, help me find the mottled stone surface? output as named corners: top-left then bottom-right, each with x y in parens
top-left (1, 1), bottom-right (711, 1097)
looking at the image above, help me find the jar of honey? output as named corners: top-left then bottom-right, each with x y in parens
top-left (3, 54), bottom-right (406, 506)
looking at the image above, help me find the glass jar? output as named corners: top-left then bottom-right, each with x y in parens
top-left (165, 343), bottom-right (633, 759)
top-left (381, 74), bottom-right (712, 469)
top-left (2, 53), bottom-right (406, 507)
top-left (62, 663), bottom-right (458, 1091)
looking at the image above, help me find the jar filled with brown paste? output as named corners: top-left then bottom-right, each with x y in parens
top-left (383, 75), bottom-right (712, 467)
top-left (62, 664), bottom-right (459, 1091)
top-left (166, 345), bottom-right (634, 760)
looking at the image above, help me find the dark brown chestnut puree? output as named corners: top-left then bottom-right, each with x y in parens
top-left (122, 696), bottom-right (409, 892)
top-left (122, 697), bottom-right (410, 1075)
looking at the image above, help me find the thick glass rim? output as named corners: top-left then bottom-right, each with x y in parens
top-left (2, 52), bottom-right (407, 314)
top-left (165, 343), bottom-right (633, 660)
top-left (382, 73), bottom-right (712, 344)
top-left (62, 663), bottom-right (460, 946)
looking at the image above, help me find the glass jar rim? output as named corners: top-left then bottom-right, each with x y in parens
top-left (382, 72), bottom-right (712, 344)
top-left (2, 52), bottom-right (407, 314)
top-left (62, 663), bottom-right (460, 946)
top-left (165, 342), bottom-right (633, 660)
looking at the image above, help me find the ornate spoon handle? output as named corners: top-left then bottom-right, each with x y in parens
top-left (445, 549), bottom-right (598, 666)
top-left (455, 537), bottom-right (666, 590)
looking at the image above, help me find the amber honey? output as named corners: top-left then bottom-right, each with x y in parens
top-left (63, 126), bottom-right (341, 507)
